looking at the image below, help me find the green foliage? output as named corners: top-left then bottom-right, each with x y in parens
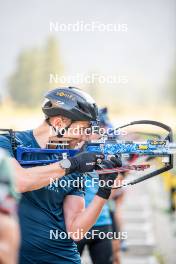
top-left (8, 36), bottom-right (63, 107)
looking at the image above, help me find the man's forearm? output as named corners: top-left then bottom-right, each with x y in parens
top-left (14, 160), bottom-right (66, 192)
top-left (69, 195), bottom-right (106, 239)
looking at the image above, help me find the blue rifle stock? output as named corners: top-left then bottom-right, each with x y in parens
top-left (16, 138), bottom-right (175, 164)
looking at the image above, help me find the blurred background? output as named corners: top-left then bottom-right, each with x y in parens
top-left (0, 0), bottom-right (176, 263)
top-left (0, 0), bottom-right (176, 129)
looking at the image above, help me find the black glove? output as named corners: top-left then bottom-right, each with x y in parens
top-left (96, 156), bottom-right (122, 200)
top-left (67, 151), bottom-right (104, 174)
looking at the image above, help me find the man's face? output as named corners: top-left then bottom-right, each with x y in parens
top-left (50, 117), bottom-right (101, 147)
top-left (63, 121), bottom-right (91, 142)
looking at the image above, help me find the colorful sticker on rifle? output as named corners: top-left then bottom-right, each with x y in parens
top-left (138, 145), bottom-right (148, 150)
top-left (150, 140), bottom-right (166, 145)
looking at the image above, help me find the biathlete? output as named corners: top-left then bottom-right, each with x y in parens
top-left (0, 87), bottom-right (121, 264)
top-left (77, 107), bottom-right (123, 264)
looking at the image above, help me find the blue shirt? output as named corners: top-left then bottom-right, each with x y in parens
top-left (85, 173), bottom-right (112, 227)
top-left (0, 130), bottom-right (84, 264)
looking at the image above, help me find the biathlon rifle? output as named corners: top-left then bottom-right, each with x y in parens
top-left (0, 120), bottom-right (176, 188)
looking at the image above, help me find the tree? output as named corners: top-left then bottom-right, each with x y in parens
top-left (44, 36), bottom-right (64, 90)
top-left (8, 36), bottom-right (63, 107)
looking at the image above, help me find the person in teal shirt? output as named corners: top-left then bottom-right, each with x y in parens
top-left (77, 107), bottom-right (117, 264)
top-left (0, 88), bottom-right (120, 264)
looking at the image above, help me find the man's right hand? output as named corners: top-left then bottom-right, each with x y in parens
top-left (67, 152), bottom-right (104, 174)
top-left (96, 156), bottom-right (122, 200)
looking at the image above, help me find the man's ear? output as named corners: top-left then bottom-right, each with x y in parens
top-left (52, 116), bottom-right (63, 128)
top-left (50, 116), bottom-right (71, 129)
